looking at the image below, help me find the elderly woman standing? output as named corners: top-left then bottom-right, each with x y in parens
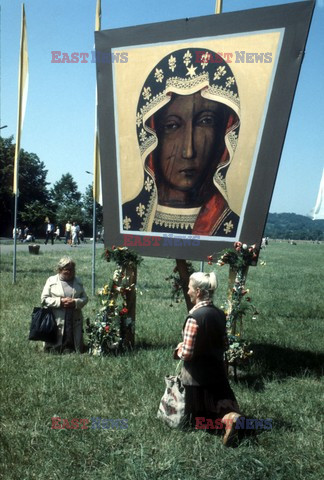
top-left (41, 257), bottom-right (88, 353)
top-left (174, 271), bottom-right (241, 446)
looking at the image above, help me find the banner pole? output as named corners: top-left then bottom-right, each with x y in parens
top-left (91, 0), bottom-right (102, 296)
top-left (215, 0), bottom-right (223, 15)
top-left (92, 193), bottom-right (96, 296)
top-left (13, 188), bottom-right (19, 284)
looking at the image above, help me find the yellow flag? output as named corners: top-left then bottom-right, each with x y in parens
top-left (13, 4), bottom-right (29, 195)
top-left (93, 0), bottom-right (102, 204)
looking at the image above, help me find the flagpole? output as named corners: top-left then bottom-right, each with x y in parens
top-left (199, 1), bottom-right (223, 274)
top-left (215, 0), bottom-right (223, 14)
top-left (13, 182), bottom-right (19, 283)
top-left (91, 0), bottom-right (102, 296)
top-left (13, 4), bottom-right (28, 284)
top-left (92, 178), bottom-right (96, 296)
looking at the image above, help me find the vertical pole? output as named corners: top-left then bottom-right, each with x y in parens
top-left (13, 190), bottom-right (18, 284)
top-left (215, 0), bottom-right (223, 15)
top-left (92, 192), bottom-right (96, 296)
top-left (125, 264), bottom-right (137, 348)
top-left (176, 259), bottom-right (194, 312)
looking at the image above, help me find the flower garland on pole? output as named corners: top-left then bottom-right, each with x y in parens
top-left (86, 246), bottom-right (142, 356)
top-left (208, 242), bottom-right (260, 373)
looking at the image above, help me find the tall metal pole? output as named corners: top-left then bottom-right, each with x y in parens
top-left (86, 170), bottom-right (97, 296)
top-left (92, 190), bottom-right (96, 296)
top-left (13, 188), bottom-right (19, 283)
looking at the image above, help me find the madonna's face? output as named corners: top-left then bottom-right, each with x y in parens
top-left (155, 92), bottom-right (228, 199)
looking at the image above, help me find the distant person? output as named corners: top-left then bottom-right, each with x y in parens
top-left (173, 271), bottom-right (242, 446)
top-left (44, 221), bottom-right (54, 245)
top-left (23, 232), bottom-right (35, 243)
top-left (75, 223), bottom-right (81, 245)
top-left (79, 230), bottom-right (86, 243)
top-left (71, 222), bottom-right (79, 247)
top-left (23, 225), bottom-right (30, 240)
top-left (41, 256), bottom-right (88, 353)
top-left (54, 226), bottom-right (61, 241)
top-left (65, 220), bottom-right (72, 244)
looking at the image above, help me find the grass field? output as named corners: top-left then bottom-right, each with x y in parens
top-left (0, 241), bottom-right (323, 479)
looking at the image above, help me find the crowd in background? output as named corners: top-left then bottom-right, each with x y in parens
top-left (12, 220), bottom-right (104, 245)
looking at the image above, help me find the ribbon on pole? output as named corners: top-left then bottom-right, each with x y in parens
top-left (13, 4), bottom-right (29, 284)
top-left (13, 3), bottom-right (29, 196)
top-left (93, 0), bottom-right (102, 205)
top-left (90, 0), bottom-right (102, 295)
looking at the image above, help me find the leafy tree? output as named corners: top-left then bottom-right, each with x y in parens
top-left (50, 173), bottom-right (81, 204)
top-left (82, 184), bottom-right (103, 235)
top-left (20, 201), bottom-right (53, 236)
top-left (0, 136), bottom-right (52, 236)
top-left (51, 173), bottom-right (84, 227)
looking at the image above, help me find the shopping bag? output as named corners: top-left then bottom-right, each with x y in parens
top-left (157, 374), bottom-right (186, 428)
top-left (29, 307), bottom-right (57, 343)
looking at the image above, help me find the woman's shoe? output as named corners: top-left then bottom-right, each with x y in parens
top-left (222, 412), bottom-right (242, 447)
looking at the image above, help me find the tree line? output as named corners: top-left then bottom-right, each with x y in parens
top-left (0, 136), bottom-right (103, 238)
top-left (2, 136), bottom-right (323, 241)
top-left (264, 212), bottom-right (324, 241)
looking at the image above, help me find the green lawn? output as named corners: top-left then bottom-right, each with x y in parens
top-left (0, 241), bottom-right (323, 479)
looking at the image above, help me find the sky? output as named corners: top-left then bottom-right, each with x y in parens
top-left (1, 0), bottom-right (324, 217)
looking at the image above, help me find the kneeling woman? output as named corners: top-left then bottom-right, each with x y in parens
top-left (174, 271), bottom-right (241, 445)
top-left (41, 257), bottom-right (88, 353)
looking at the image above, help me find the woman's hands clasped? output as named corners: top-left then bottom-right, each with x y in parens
top-left (60, 297), bottom-right (76, 309)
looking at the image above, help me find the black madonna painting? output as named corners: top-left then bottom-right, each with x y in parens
top-left (122, 47), bottom-right (240, 237)
top-left (96, 1), bottom-right (314, 259)
top-left (114, 31), bottom-right (282, 240)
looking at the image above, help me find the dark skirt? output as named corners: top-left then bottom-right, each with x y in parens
top-left (62, 311), bottom-right (75, 351)
top-left (184, 383), bottom-right (240, 428)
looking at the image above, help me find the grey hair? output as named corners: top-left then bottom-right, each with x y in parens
top-left (57, 256), bottom-right (75, 271)
top-left (190, 272), bottom-right (218, 300)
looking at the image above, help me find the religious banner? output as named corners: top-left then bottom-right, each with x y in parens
top-left (95, 1), bottom-right (314, 261)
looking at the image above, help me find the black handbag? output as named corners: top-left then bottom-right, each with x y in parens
top-left (29, 307), bottom-right (58, 343)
